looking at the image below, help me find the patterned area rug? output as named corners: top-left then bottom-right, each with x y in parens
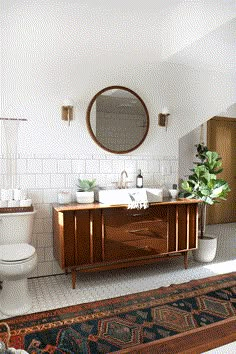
top-left (0, 272), bottom-right (235, 353)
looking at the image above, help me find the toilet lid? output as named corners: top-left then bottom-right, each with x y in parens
top-left (0, 243), bottom-right (35, 262)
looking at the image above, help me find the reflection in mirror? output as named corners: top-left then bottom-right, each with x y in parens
top-left (86, 86), bottom-right (149, 154)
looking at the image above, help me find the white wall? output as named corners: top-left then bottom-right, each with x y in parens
top-left (1, 0), bottom-right (235, 157)
top-left (1, 0), bottom-right (235, 277)
top-left (178, 123), bottom-right (207, 184)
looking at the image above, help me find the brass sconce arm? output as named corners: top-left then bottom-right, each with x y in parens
top-left (62, 99), bottom-right (74, 126)
top-left (158, 112), bottom-right (170, 127)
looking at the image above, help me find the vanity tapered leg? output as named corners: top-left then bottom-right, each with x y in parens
top-left (183, 252), bottom-right (188, 269)
top-left (71, 269), bottom-right (76, 289)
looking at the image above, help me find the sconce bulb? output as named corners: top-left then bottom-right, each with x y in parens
top-left (63, 99), bottom-right (74, 107)
top-left (161, 107), bottom-right (169, 115)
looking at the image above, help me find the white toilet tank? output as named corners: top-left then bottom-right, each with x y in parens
top-left (0, 211), bottom-right (36, 245)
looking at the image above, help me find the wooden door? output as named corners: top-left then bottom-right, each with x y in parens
top-left (207, 117), bottom-right (236, 224)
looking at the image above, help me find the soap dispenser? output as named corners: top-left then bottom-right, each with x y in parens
top-left (136, 169), bottom-right (143, 188)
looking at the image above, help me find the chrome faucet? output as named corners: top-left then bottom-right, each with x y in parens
top-left (119, 170), bottom-right (128, 189)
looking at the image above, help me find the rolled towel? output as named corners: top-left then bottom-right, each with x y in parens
top-left (128, 190), bottom-right (149, 209)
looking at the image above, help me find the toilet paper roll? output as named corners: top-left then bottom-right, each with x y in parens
top-left (20, 199), bottom-right (32, 207)
top-left (13, 189), bottom-right (23, 201)
top-left (8, 200), bottom-right (20, 207)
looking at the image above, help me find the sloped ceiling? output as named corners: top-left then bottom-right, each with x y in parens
top-left (168, 18), bottom-right (236, 74)
top-left (77, 0), bottom-right (236, 74)
top-left (2, 0), bottom-right (235, 74)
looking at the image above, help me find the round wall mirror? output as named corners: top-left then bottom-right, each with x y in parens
top-left (86, 86), bottom-right (149, 154)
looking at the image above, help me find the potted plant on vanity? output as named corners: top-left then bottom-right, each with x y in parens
top-left (76, 178), bottom-right (96, 204)
top-left (180, 144), bottom-right (230, 262)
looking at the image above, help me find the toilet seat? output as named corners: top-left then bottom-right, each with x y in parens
top-left (0, 243), bottom-right (36, 263)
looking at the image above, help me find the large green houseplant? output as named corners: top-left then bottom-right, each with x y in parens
top-left (180, 144), bottom-right (230, 261)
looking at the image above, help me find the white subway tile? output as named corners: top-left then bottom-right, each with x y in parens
top-left (124, 160), bottom-right (137, 174)
top-left (160, 160), bottom-right (171, 176)
top-left (36, 174), bottom-right (51, 188)
top-left (33, 219), bottom-right (45, 234)
top-left (43, 159), bottom-right (57, 174)
top-left (65, 174), bottom-right (78, 189)
top-left (50, 174), bottom-right (66, 188)
top-left (17, 159), bottom-right (27, 174)
top-left (34, 203), bottom-right (52, 218)
top-left (36, 248), bottom-right (45, 262)
top-left (106, 173), bottom-right (119, 187)
top-left (42, 218), bottom-right (53, 233)
top-left (0, 159), bottom-right (6, 174)
top-left (44, 247), bottom-right (54, 261)
top-left (57, 159), bottom-right (72, 173)
top-left (30, 267), bottom-right (38, 278)
top-left (86, 160), bottom-right (100, 173)
top-left (43, 189), bottom-right (58, 203)
top-left (37, 261), bottom-right (53, 277)
top-left (143, 173), bottom-right (154, 187)
top-left (92, 174), bottom-right (107, 187)
top-left (37, 232), bottom-right (53, 248)
top-left (27, 159), bottom-right (43, 174)
top-left (99, 160), bottom-right (113, 173)
top-left (28, 189), bottom-right (43, 204)
top-left (72, 159), bottom-right (86, 174)
top-left (136, 160), bottom-right (149, 173)
top-left (53, 260), bottom-right (64, 275)
top-left (112, 159), bottom-right (125, 173)
top-left (79, 173), bottom-right (93, 181)
top-left (153, 173), bottom-right (164, 187)
top-left (20, 174), bottom-right (36, 188)
top-left (31, 234), bottom-right (37, 248)
top-left (148, 159), bottom-right (160, 173)
top-left (171, 160), bottom-right (178, 174)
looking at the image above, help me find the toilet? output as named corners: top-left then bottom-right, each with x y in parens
top-left (0, 211), bottom-right (37, 316)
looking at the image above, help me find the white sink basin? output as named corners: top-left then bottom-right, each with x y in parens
top-left (96, 188), bottom-right (163, 205)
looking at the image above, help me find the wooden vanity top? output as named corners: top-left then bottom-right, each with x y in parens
top-left (53, 198), bottom-right (201, 212)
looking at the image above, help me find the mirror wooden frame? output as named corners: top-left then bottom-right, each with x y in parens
top-left (86, 86), bottom-right (149, 154)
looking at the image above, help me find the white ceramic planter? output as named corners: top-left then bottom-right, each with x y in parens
top-left (193, 235), bottom-right (217, 262)
top-left (76, 191), bottom-right (94, 204)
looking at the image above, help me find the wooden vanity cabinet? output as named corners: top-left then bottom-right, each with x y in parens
top-left (53, 200), bottom-right (199, 288)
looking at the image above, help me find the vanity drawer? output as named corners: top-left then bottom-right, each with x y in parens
top-left (104, 237), bottom-right (167, 261)
top-left (103, 205), bottom-right (167, 242)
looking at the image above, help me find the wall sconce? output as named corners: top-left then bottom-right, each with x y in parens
top-left (62, 99), bottom-right (74, 126)
top-left (158, 107), bottom-right (170, 130)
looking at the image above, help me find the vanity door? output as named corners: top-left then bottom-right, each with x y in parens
top-left (103, 205), bottom-right (168, 262)
top-left (53, 209), bottom-right (103, 270)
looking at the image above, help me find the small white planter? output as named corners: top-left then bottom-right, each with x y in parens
top-left (193, 235), bottom-right (217, 263)
top-left (76, 191), bottom-right (94, 204)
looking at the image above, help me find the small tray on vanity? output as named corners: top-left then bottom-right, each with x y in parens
top-left (0, 206), bottom-right (34, 213)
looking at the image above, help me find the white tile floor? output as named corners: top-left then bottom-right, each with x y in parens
top-left (0, 222), bottom-right (236, 352)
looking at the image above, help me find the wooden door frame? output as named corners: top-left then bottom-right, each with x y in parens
top-left (207, 116), bottom-right (236, 224)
